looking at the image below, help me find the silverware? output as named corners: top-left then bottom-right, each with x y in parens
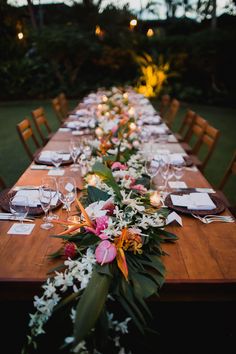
top-left (191, 214), bottom-right (235, 224)
top-left (12, 186), bottom-right (40, 191)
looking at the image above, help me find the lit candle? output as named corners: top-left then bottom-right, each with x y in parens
top-left (123, 92), bottom-right (128, 99)
top-left (87, 174), bottom-right (98, 186)
top-left (150, 191), bottom-right (161, 207)
top-left (95, 127), bottom-right (103, 139)
top-left (128, 107), bottom-right (135, 117)
top-left (129, 122), bottom-right (137, 131)
top-left (102, 95), bottom-right (108, 102)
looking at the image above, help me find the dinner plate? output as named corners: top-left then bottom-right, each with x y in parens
top-left (0, 189), bottom-right (62, 217)
top-left (164, 190), bottom-right (226, 216)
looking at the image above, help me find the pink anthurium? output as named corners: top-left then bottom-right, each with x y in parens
top-left (95, 240), bottom-right (117, 265)
top-left (111, 162), bottom-right (128, 170)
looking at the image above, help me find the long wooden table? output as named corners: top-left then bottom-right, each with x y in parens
top-left (0, 116), bottom-right (236, 302)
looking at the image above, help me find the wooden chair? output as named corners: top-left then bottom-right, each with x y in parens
top-left (16, 118), bottom-right (41, 161)
top-left (58, 92), bottom-right (69, 119)
top-left (218, 151), bottom-right (236, 191)
top-left (159, 94), bottom-right (170, 118)
top-left (31, 107), bottom-right (54, 145)
top-left (0, 176), bottom-right (6, 190)
top-left (188, 123), bottom-right (220, 172)
top-left (164, 98), bottom-right (180, 129)
top-left (175, 110), bottom-right (196, 142)
top-left (181, 114), bottom-right (208, 154)
top-left (51, 97), bottom-right (64, 124)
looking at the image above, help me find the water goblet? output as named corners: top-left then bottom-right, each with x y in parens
top-left (69, 140), bottom-right (81, 171)
top-left (41, 176), bottom-right (59, 221)
top-left (145, 158), bottom-right (160, 189)
top-left (9, 195), bottom-right (30, 232)
top-left (39, 186), bottom-right (53, 230)
top-left (51, 151), bottom-right (63, 170)
top-left (58, 177), bottom-right (77, 222)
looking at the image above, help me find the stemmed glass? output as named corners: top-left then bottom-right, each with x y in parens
top-left (69, 140), bottom-right (81, 171)
top-left (58, 177), bottom-right (77, 222)
top-left (51, 151), bottom-right (63, 170)
top-left (145, 158), bottom-right (160, 189)
top-left (173, 164), bottom-right (185, 181)
top-left (160, 158), bottom-right (174, 195)
top-left (41, 177), bottom-right (59, 221)
top-left (9, 195), bottom-right (29, 232)
top-left (39, 186), bottom-right (53, 230)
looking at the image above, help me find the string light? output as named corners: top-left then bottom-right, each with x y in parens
top-left (147, 28), bottom-right (154, 37)
top-left (17, 32), bottom-right (24, 40)
top-left (130, 19), bottom-right (137, 30)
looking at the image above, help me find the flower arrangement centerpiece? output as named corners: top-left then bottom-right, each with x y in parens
top-left (23, 87), bottom-right (177, 354)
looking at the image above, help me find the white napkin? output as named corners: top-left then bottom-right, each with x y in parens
top-left (13, 190), bottom-right (59, 207)
top-left (39, 151), bottom-right (70, 162)
top-left (168, 181), bottom-right (187, 189)
top-left (170, 154), bottom-right (185, 165)
top-left (171, 193), bottom-right (216, 210)
top-left (59, 128), bottom-right (71, 132)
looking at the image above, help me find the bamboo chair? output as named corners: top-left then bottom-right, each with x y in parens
top-left (0, 176), bottom-right (6, 190)
top-left (31, 107), bottom-right (54, 145)
top-left (188, 123), bottom-right (220, 172)
top-left (175, 110), bottom-right (196, 142)
top-left (16, 118), bottom-right (42, 161)
top-left (159, 94), bottom-right (170, 118)
top-left (58, 92), bottom-right (69, 119)
top-left (51, 97), bottom-right (64, 124)
top-left (164, 98), bottom-right (180, 129)
top-left (181, 114), bottom-right (208, 154)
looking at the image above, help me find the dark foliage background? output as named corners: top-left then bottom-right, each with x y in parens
top-left (0, 2), bottom-right (236, 106)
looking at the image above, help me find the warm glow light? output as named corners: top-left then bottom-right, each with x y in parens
top-left (87, 174), bottom-right (98, 186)
top-left (95, 25), bottom-right (101, 36)
top-left (129, 122), bottom-right (137, 131)
top-left (150, 191), bottom-right (161, 207)
top-left (123, 92), bottom-right (128, 99)
top-left (102, 95), bottom-right (108, 102)
top-left (17, 32), bottom-right (24, 40)
top-left (130, 19), bottom-right (137, 27)
top-left (97, 104), bottom-right (103, 110)
top-left (147, 28), bottom-right (154, 37)
top-left (95, 127), bottom-right (103, 139)
top-left (128, 107), bottom-right (135, 117)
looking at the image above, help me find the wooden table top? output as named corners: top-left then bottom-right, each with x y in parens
top-left (1, 117), bottom-right (236, 301)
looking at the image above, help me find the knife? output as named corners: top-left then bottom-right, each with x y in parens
top-left (0, 213), bottom-right (35, 222)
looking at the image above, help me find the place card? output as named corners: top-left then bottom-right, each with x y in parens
top-left (30, 165), bottom-right (52, 170)
top-left (7, 223), bottom-right (35, 235)
top-left (48, 169), bottom-right (65, 176)
top-left (72, 131), bottom-right (83, 136)
top-left (168, 181), bottom-right (187, 189)
top-left (166, 211), bottom-right (182, 226)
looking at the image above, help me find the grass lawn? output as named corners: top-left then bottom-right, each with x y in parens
top-left (0, 98), bottom-right (235, 204)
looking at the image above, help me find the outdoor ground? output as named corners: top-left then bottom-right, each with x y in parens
top-left (0, 98), bottom-right (235, 203)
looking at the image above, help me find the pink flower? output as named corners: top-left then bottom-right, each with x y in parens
top-left (85, 215), bottom-right (109, 239)
top-left (95, 240), bottom-right (117, 265)
top-left (64, 242), bottom-right (77, 259)
top-left (131, 184), bottom-right (147, 193)
top-left (101, 199), bottom-right (115, 215)
top-left (111, 162), bottom-right (128, 170)
top-left (111, 126), bottom-right (118, 134)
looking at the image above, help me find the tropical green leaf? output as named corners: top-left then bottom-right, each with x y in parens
top-left (92, 161), bottom-right (121, 199)
top-left (87, 185), bottom-right (111, 203)
top-left (131, 273), bottom-right (158, 299)
top-left (73, 267), bottom-right (112, 347)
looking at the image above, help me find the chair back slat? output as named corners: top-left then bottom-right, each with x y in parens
top-left (52, 97), bottom-right (64, 123)
top-left (164, 98), bottom-right (180, 129)
top-left (191, 115), bottom-right (208, 153)
top-left (17, 118), bottom-right (40, 161)
top-left (32, 107), bottom-right (51, 145)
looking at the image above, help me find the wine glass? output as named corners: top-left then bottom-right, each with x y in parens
top-left (69, 140), bottom-right (81, 171)
top-left (173, 164), bottom-right (185, 181)
top-left (41, 177), bottom-right (59, 221)
top-left (51, 151), bottom-right (63, 170)
top-left (58, 177), bottom-right (77, 222)
top-left (39, 186), bottom-right (53, 230)
top-left (160, 158), bottom-right (174, 196)
top-left (145, 158), bottom-right (160, 189)
top-left (9, 195), bottom-right (29, 232)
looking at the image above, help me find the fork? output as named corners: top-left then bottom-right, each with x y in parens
top-left (191, 214), bottom-right (235, 224)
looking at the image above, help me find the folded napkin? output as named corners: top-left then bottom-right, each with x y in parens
top-left (39, 151), bottom-right (70, 163)
top-left (13, 189), bottom-right (59, 207)
top-left (170, 154), bottom-right (185, 165)
top-left (170, 193), bottom-right (216, 210)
